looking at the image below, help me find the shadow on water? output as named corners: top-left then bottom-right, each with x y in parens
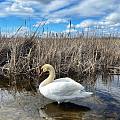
top-left (45, 102), bottom-right (91, 111)
top-left (44, 102), bottom-right (91, 120)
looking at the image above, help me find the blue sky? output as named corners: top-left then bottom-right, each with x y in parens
top-left (0, 0), bottom-right (120, 36)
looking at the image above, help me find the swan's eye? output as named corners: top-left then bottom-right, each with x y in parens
top-left (43, 68), bottom-right (47, 72)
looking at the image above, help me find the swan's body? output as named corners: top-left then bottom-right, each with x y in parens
top-left (39, 64), bottom-right (93, 104)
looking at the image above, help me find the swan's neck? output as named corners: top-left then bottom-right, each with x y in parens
top-left (40, 67), bottom-right (55, 87)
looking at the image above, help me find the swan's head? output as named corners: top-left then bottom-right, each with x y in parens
top-left (39, 64), bottom-right (55, 82)
top-left (41, 64), bottom-right (54, 73)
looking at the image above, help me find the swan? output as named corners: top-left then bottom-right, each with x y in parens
top-left (39, 64), bottom-right (93, 104)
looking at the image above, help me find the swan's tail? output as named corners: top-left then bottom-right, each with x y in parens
top-left (79, 91), bottom-right (93, 98)
top-left (72, 91), bottom-right (93, 98)
top-left (58, 91), bottom-right (93, 103)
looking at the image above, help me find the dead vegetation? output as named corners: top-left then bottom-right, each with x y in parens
top-left (0, 36), bottom-right (120, 81)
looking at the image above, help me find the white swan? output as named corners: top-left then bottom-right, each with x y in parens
top-left (39, 64), bottom-right (93, 104)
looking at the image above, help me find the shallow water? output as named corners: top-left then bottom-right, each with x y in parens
top-left (0, 75), bottom-right (120, 120)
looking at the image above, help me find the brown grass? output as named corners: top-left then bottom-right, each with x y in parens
top-left (0, 36), bottom-right (120, 81)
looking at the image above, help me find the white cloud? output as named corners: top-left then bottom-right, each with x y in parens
top-left (1, 26), bottom-right (30, 37)
top-left (0, 0), bottom-right (38, 17)
top-left (105, 12), bottom-right (120, 24)
top-left (0, 0), bottom-right (119, 19)
top-left (0, 1), bottom-right (11, 17)
top-left (93, 11), bottom-right (120, 30)
top-left (1, 0), bottom-right (75, 18)
top-left (33, 18), bottom-right (68, 27)
top-left (48, 18), bottom-right (68, 24)
top-left (64, 17), bottom-right (120, 37)
top-left (74, 13), bottom-right (120, 30)
top-left (0, 12), bottom-right (6, 17)
top-left (76, 20), bottom-right (96, 28)
top-left (64, 29), bottom-right (77, 33)
top-left (44, 0), bottom-right (72, 13)
top-left (76, 0), bottom-right (116, 16)
top-left (5, 0), bottom-right (34, 16)
top-left (48, 0), bottom-right (118, 18)
top-left (17, 0), bottom-right (51, 4)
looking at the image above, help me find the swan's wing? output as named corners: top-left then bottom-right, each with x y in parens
top-left (54, 77), bottom-right (77, 82)
top-left (44, 79), bottom-right (84, 97)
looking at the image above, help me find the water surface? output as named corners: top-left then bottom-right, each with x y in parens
top-left (0, 75), bottom-right (120, 120)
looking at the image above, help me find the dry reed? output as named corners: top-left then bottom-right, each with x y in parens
top-left (0, 36), bottom-right (120, 81)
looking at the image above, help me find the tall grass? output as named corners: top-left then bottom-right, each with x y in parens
top-left (0, 35), bottom-right (120, 81)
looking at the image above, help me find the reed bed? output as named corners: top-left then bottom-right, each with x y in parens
top-left (0, 36), bottom-right (120, 82)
